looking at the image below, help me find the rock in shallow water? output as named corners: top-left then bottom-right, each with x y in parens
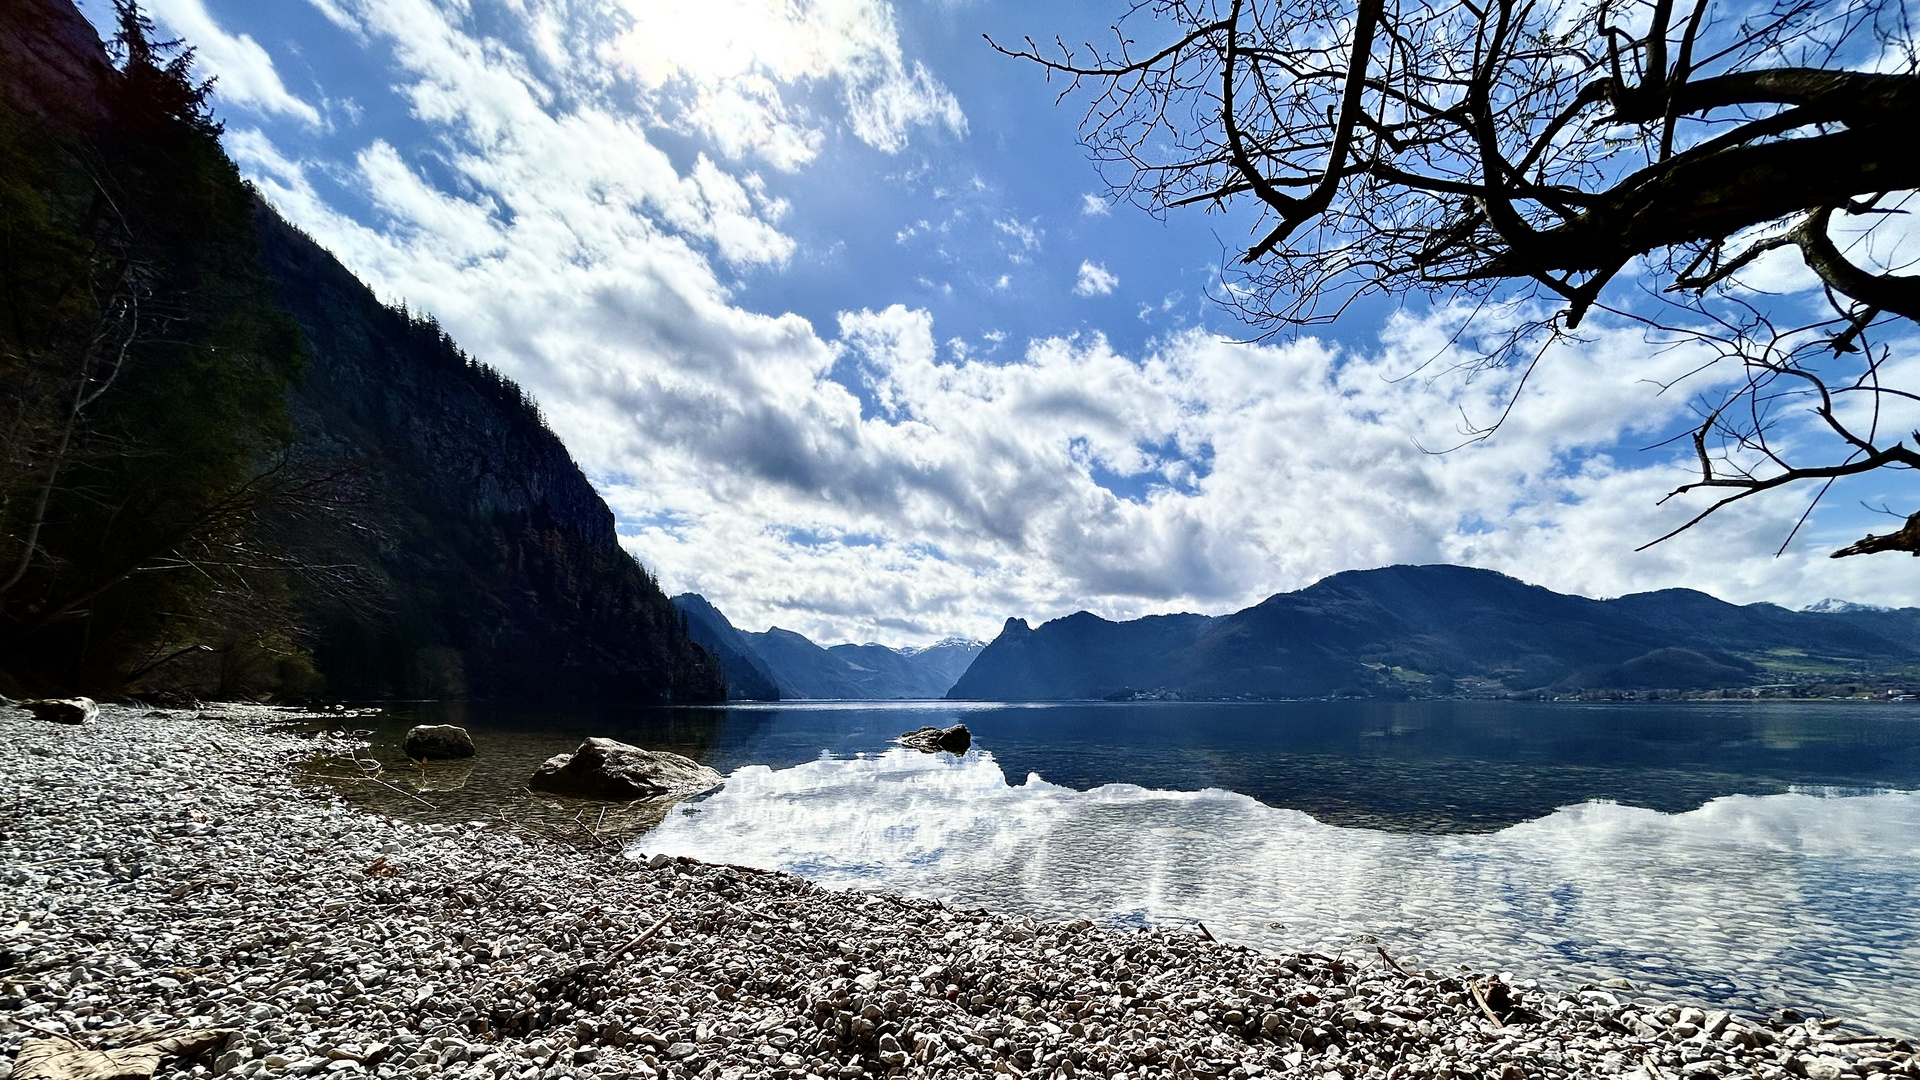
top-left (528, 737), bottom-right (721, 800)
top-left (401, 723), bottom-right (475, 760)
top-left (2, 703), bottom-right (1908, 1080)
top-left (898, 723), bottom-right (971, 754)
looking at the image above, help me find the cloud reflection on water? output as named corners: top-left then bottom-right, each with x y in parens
top-left (636, 748), bottom-right (1920, 1035)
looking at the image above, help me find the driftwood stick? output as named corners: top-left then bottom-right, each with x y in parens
top-left (1643, 1054), bottom-right (1669, 1080)
top-left (1375, 946), bottom-right (1412, 979)
top-left (1469, 979), bottom-right (1504, 1028)
top-left (569, 809), bottom-right (608, 849)
top-left (15, 1020), bottom-right (67, 1037)
top-left (608, 914), bottom-right (671, 962)
top-left (308, 757), bottom-right (439, 810)
top-left (1195, 921), bottom-right (1216, 941)
top-left (359, 771), bottom-right (438, 810)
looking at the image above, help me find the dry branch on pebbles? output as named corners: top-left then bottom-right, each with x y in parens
top-left (2, 707), bottom-right (1916, 1080)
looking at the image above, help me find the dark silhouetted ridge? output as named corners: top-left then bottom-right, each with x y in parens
top-left (950, 565), bottom-right (1920, 700)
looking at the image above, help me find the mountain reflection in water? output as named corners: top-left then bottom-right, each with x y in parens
top-left (641, 747), bottom-right (1920, 1037)
top-left (331, 699), bottom-right (1920, 1035)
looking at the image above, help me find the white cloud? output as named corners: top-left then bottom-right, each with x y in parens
top-left (145, 0), bottom-right (322, 126)
top-left (603, 0), bottom-right (965, 169)
top-left (1080, 193), bottom-right (1109, 216)
top-left (994, 217), bottom-right (1040, 251)
top-left (1074, 261), bottom-right (1118, 297)
top-left (602, 297), bottom-right (1916, 643)
top-left (304, 0), bottom-right (361, 35)
top-left (231, 0), bottom-right (1920, 648)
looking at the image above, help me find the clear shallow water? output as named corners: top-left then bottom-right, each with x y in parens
top-left (326, 699), bottom-right (1920, 1034)
top-left (643, 747), bottom-right (1920, 1035)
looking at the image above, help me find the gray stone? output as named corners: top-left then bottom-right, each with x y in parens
top-left (0, 701), bottom-right (1897, 1080)
top-left (20, 696), bottom-right (98, 724)
top-left (402, 724), bottom-right (475, 760)
top-left (527, 738), bottom-right (721, 800)
top-left (898, 723), bottom-right (971, 754)
top-left (1803, 1058), bottom-right (1851, 1080)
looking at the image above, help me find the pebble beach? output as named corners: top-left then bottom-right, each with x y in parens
top-left (3, 705), bottom-right (1915, 1080)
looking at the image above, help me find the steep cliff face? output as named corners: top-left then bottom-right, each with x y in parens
top-left (671, 593), bottom-right (781, 700)
top-left (0, 0), bottom-right (725, 701)
top-left (253, 201), bottom-right (725, 701)
top-left (0, 0), bottom-right (116, 130)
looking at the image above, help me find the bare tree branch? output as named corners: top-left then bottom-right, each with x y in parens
top-left (1005, 0), bottom-right (1920, 562)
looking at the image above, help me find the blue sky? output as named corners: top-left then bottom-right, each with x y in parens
top-left (85, 0), bottom-right (1920, 643)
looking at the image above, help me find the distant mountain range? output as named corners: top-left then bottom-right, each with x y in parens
top-left (672, 595), bottom-right (984, 700)
top-left (948, 565), bottom-right (1920, 701)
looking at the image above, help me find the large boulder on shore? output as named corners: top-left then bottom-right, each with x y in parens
top-left (528, 738), bottom-right (721, 801)
top-left (899, 723), bottom-right (971, 754)
top-left (402, 724), bottom-right (475, 760)
top-left (20, 697), bottom-right (97, 725)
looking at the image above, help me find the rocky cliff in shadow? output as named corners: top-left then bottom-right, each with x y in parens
top-left (256, 210), bottom-right (725, 701)
top-left (671, 593), bottom-right (782, 700)
top-left (0, 0), bottom-right (724, 702)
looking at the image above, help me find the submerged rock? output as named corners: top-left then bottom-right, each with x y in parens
top-left (402, 723), bottom-right (475, 760)
top-left (2, 703), bottom-right (1906, 1080)
top-left (899, 723), bottom-right (971, 754)
top-left (528, 737), bottom-right (721, 800)
top-left (19, 697), bottom-right (98, 724)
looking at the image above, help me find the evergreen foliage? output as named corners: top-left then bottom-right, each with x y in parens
top-left (0, 2), bottom-right (309, 697)
top-left (251, 208), bottom-right (724, 702)
top-left (0, 0), bottom-right (727, 703)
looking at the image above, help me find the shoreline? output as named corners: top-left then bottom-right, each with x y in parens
top-left (3, 706), bottom-right (1914, 1080)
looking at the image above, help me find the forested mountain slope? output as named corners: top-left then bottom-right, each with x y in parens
top-left (950, 565), bottom-right (1920, 700)
top-left (672, 593), bottom-right (782, 701)
top-left (255, 211), bottom-right (723, 700)
top-left (0, 0), bottom-right (722, 701)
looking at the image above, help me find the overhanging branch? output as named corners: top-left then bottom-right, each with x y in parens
top-left (1832, 511), bottom-right (1920, 557)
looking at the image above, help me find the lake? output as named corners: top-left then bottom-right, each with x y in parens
top-left (313, 699), bottom-right (1920, 1036)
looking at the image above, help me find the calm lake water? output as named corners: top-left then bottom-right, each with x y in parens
top-left (315, 699), bottom-right (1920, 1036)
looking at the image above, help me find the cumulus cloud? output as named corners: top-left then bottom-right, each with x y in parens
top-left (1080, 193), bottom-right (1110, 216)
top-left (1074, 261), bottom-right (1118, 297)
top-left (619, 296), bottom-right (1915, 642)
top-left (226, 0), bottom-right (1916, 647)
top-left (602, 0), bottom-right (965, 169)
top-left (144, 0), bottom-right (322, 126)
